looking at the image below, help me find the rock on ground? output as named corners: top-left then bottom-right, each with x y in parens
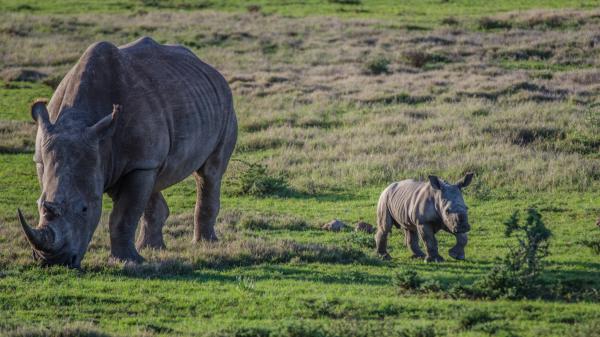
top-left (322, 219), bottom-right (346, 232)
top-left (354, 221), bottom-right (374, 234)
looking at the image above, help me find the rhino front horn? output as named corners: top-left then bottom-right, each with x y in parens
top-left (17, 209), bottom-right (61, 252)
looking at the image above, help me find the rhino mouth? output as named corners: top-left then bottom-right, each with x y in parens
top-left (33, 248), bottom-right (80, 268)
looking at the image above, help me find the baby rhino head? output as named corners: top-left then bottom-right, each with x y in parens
top-left (428, 173), bottom-right (474, 234)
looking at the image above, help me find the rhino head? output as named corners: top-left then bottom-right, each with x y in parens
top-left (428, 173), bottom-right (474, 234)
top-left (18, 101), bottom-right (119, 268)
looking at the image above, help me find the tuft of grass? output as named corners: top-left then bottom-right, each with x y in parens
top-left (478, 16), bottom-right (512, 30)
top-left (363, 55), bottom-right (391, 75)
top-left (394, 268), bottom-right (422, 291)
top-left (459, 310), bottom-right (495, 330)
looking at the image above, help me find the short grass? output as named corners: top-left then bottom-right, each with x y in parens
top-left (1, 0), bottom-right (598, 25)
top-left (0, 1), bottom-right (599, 336)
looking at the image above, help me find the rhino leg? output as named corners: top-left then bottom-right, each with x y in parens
top-left (404, 229), bottom-right (425, 259)
top-left (136, 192), bottom-right (169, 250)
top-left (109, 169), bottom-right (157, 263)
top-left (449, 232), bottom-right (468, 260)
top-left (193, 125), bottom-right (236, 243)
top-left (375, 206), bottom-right (393, 260)
top-left (418, 225), bottom-right (444, 263)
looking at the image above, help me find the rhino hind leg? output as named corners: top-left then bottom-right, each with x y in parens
top-left (375, 205), bottom-right (393, 260)
top-left (108, 169), bottom-right (158, 263)
top-left (193, 121), bottom-right (236, 243)
top-left (404, 229), bottom-right (425, 259)
top-left (136, 192), bottom-right (169, 250)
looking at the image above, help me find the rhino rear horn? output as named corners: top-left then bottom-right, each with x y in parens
top-left (17, 209), bottom-right (62, 252)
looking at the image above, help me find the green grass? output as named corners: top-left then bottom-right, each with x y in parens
top-left (0, 82), bottom-right (53, 121)
top-left (1, 1), bottom-right (600, 336)
top-left (0, 0), bottom-right (598, 25)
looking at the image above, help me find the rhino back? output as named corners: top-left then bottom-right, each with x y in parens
top-left (383, 179), bottom-right (440, 229)
top-left (116, 37), bottom-right (234, 187)
top-left (47, 37), bottom-right (235, 190)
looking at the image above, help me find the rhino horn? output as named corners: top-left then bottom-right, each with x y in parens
top-left (18, 209), bottom-right (62, 252)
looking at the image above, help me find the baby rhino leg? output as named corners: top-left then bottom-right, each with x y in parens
top-left (375, 209), bottom-right (393, 260)
top-left (404, 228), bottom-right (425, 259)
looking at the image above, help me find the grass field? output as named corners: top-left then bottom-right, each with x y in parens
top-left (0, 1), bottom-right (599, 336)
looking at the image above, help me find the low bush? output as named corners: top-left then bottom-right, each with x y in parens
top-left (225, 160), bottom-right (289, 197)
top-left (577, 231), bottom-right (600, 254)
top-left (364, 55), bottom-right (391, 75)
top-left (472, 208), bottom-right (551, 299)
top-left (459, 309), bottom-right (494, 330)
top-left (394, 268), bottom-right (422, 291)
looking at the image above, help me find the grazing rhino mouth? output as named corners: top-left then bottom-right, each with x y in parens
top-left (18, 209), bottom-right (80, 268)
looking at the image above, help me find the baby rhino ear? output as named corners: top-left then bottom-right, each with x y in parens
top-left (429, 175), bottom-right (442, 190)
top-left (457, 172), bottom-right (474, 189)
top-left (87, 104), bottom-right (121, 140)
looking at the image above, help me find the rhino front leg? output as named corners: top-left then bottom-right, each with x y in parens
top-left (418, 225), bottom-right (444, 263)
top-left (449, 232), bottom-right (468, 260)
top-left (136, 192), bottom-right (169, 250)
top-left (404, 229), bottom-right (425, 259)
top-left (109, 169), bottom-right (157, 263)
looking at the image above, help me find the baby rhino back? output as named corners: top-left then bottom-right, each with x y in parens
top-left (379, 179), bottom-right (436, 231)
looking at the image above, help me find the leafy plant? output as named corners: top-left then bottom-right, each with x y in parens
top-left (225, 160), bottom-right (289, 197)
top-left (364, 55), bottom-right (391, 75)
top-left (473, 208), bottom-right (551, 299)
top-left (394, 268), bottom-right (422, 291)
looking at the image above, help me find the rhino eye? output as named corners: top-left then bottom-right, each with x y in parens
top-left (82, 206), bottom-right (88, 213)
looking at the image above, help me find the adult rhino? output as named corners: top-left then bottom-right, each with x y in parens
top-left (18, 37), bottom-right (237, 268)
top-left (375, 174), bottom-right (473, 262)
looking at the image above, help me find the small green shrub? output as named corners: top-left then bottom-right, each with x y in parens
top-left (225, 160), bottom-right (289, 197)
top-left (473, 208), bottom-right (551, 299)
top-left (459, 309), bottom-right (494, 330)
top-left (403, 51), bottom-right (448, 68)
top-left (394, 268), bottom-right (422, 291)
top-left (420, 279), bottom-right (442, 293)
top-left (577, 235), bottom-right (600, 254)
top-left (364, 55), bottom-right (391, 75)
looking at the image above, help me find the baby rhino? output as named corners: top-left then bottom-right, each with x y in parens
top-left (375, 173), bottom-right (474, 262)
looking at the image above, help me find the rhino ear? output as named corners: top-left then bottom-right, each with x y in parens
top-left (31, 99), bottom-right (51, 130)
top-left (428, 175), bottom-right (442, 190)
top-left (88, 104), bottom-right (121, 139)
top-left (457, 172), bottom-right (474, 189)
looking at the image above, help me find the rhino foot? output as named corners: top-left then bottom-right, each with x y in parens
top-left (448, 249), bottom-right (465, 260)
top-left (410, 253), bottom-right (426, 259)
top-left (424, 255), bottom-right (444, 263)
top-left (111, 246), bottom-right (145, 264)
top-left (378, 252), bottom-right (392, 261)
top-left (136, 237), bottom-right (166, 251)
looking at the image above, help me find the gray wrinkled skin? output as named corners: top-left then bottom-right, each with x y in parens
top-left (375, 173), bottom-right (473, 262)
top-left (19, 37), bottom-right (237, 268)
